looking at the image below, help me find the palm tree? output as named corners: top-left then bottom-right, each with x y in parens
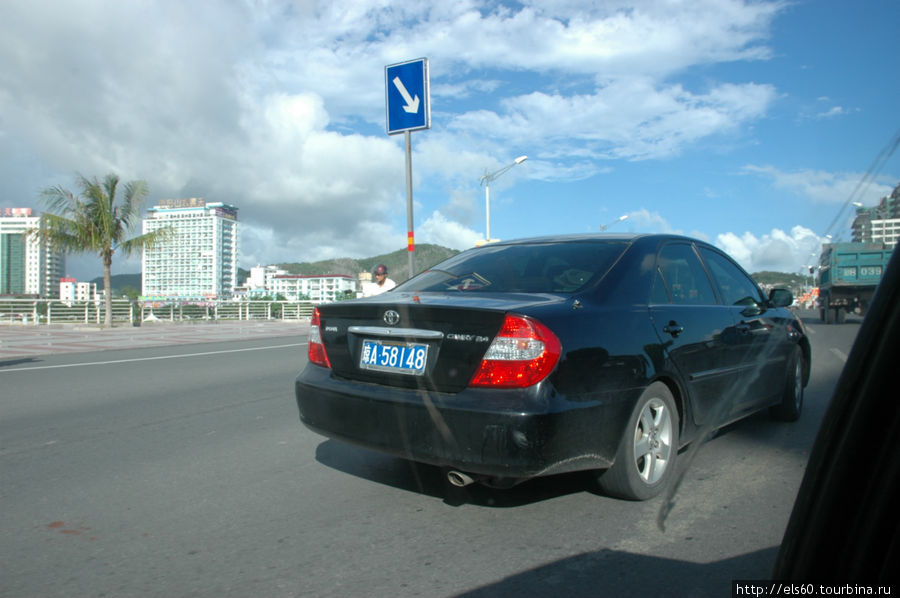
top-left (37, 173), bottom-right (170, 328)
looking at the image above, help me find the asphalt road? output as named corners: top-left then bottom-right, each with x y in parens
top-left (0, 311), bottom-right (860, 598)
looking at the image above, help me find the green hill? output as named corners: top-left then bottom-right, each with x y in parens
top-left (752, 271), bottom-right (814, 291)
top-left (90, 273), bottom-right (142, 292)
top-left (82, 245), bottom-right (458, 294)
top-left (276, 243), bottom-right (459, 282)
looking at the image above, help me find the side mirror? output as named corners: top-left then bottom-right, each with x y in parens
top-left (768, 287), bottom-right (793, 308)
top-left (740, 304), bottom-right (763, 317)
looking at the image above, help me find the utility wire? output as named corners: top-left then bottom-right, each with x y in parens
top-left (822, 129), bottom-right (900, 242)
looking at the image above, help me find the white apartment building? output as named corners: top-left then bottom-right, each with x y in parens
top-left (852, 213), bottom-right (900, 246)
top-left (0, 207), bottom-right (65, 297)
top-left (248, 265), bottom-right (289, 291)
top-left (869, 218), bottom-right (900, 246)
top-left (852, 188), bottom-right (900, 246)
top-left (272, 274), bottom-right (358, 302)
top-left (141, 198), bottom-right (239, 300)
top-left (59, 277), bottom-right (98, 302)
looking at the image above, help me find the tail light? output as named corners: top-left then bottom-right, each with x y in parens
top-left (308, 307), bottom-right (331, 368)
top-left (469, 314), bottom-right (561, 388)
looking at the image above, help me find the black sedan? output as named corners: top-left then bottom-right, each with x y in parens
top-left (295, 233), bottom-right (810, 500)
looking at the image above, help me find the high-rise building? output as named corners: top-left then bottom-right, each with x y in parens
top-left (141, 198), bottom-right (239, 300)
top-left (0, 208), bottom-right (65, 297)
top-left (852, 185), bottom-right (900, 246)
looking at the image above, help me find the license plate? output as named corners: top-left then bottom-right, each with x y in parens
top-left (359, 339), bottom-right (428, 375)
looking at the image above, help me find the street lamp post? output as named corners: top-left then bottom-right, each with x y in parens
top-left (480, 155), bottom-right (527, 242)
top-left (599, 214), bottom-right (628, 231)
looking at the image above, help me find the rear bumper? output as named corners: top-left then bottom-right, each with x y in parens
top-left (295, 364), bottom-right (637, 479)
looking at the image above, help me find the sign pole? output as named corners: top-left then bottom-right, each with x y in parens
top-left (385, 57), bottom-right (429, 280)
top-left (405, 130), bottom-right (415, 277)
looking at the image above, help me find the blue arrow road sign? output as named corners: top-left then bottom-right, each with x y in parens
top-left (385, 58), bottom-right (430, 135)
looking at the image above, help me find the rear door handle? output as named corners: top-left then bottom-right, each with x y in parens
top-left (663, 321), bottom-right (684, 338)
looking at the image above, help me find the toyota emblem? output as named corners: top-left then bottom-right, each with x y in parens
top-left (383, 310), bottom-right (400, 326)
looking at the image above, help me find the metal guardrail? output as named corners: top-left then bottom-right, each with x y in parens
top-left (0, 299), bottom-right (315, 325)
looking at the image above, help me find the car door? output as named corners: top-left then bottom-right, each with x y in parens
top-left (697, 246), bottom-right (790, 414)
top-left (648, 242), bottom-right (740, 427)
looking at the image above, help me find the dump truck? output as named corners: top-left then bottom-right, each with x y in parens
top-left (817, 242), bottom-right (894, 323)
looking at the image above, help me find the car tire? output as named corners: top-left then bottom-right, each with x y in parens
top-left (770, 345), bottom-right (804, 422)
top-left (598, 381), bottom-right (678, 501)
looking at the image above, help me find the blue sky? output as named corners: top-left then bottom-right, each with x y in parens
top-left (1, 0), bottom-right (897, 280)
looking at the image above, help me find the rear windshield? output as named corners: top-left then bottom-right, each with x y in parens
top-left (396, 241), bottom-right (629, 294)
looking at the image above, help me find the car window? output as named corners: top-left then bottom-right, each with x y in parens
top-left (698, 247), bottom-right (763, 307)
top-left (656, 243), bottom-right (717, 305)
top-left (396, 241), bottom-right (629, 294)
top-left (650, 270), bottom-right (671, 304)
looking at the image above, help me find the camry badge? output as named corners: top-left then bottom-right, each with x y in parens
top-left (383, 310), bottom-right (400, 326)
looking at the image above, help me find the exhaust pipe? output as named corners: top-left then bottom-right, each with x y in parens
top-left (446, 470), bottom-right (476, 487)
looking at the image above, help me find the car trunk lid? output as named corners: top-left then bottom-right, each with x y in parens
top-left (315, 292), bottom-right (564, 393)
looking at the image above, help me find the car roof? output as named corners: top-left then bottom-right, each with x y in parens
top-left (478, 232), bottom-right (699, 246)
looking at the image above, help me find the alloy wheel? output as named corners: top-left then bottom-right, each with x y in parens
top-left (633, 397), bottom-right (674, 484)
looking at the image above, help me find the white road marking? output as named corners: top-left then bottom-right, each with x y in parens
top-left (830, 348), bottom-right (848, 363)
top-left (0, 342), bottom-right (307, 373)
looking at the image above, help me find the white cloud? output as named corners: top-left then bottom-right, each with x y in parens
top-left (395, 0), bottom-right (778, 77)
top-left (418, 211), bottom-right (482, 249)
top-left (0, 0), bottom-right (815, 279)
top-left (625, 209), bottom-right (683, 234)
top-left (743, 165), bottom-right (895, 204)
top-left (715, 226), bottom-right (824, 273)
top-left (448, 79), bottom-right (775, 161)
top-left (815, 106), bottom-right (848, 119)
